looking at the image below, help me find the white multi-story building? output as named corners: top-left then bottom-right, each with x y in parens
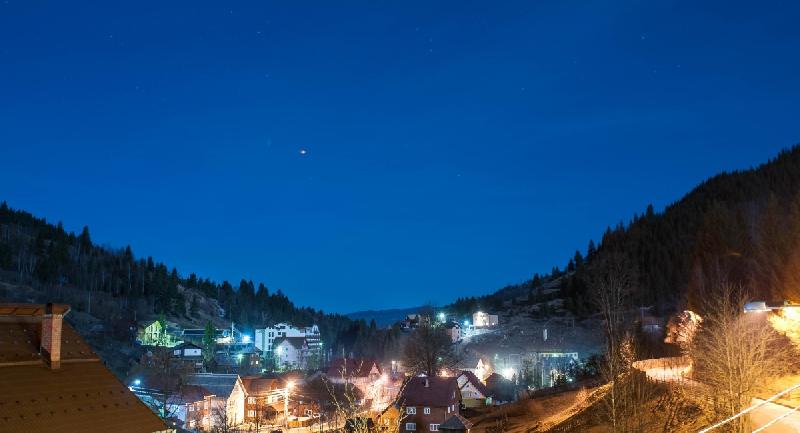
top-left (473, 311), bottom-right (498, 328)
top-left (255, 323), bottom-right (321, 356)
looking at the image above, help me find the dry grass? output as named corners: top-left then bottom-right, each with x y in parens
top-left (465, 378), bottom-right (717, 433)
top-left (467, 384), bottom-right (606, 433)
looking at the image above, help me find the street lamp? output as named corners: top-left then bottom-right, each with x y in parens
top-left (438, 312), bottom-right (446, 322)
top-left (133, 379), bottom-right (141, 387)
top-left (284, 380), bottom-right (295, 429)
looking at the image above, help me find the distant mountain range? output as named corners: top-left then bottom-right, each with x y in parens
top-left (346, 306), bottom-right (423, 327)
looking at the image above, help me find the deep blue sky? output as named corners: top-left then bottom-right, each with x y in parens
top-left (1, 1), bottom-right (799, 313)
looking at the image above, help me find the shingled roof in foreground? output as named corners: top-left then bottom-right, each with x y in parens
top-left (0, 303), bottom-right (171, 433)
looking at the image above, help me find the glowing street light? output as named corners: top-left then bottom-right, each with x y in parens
top-left (133, 379), bottom-right (141, 387)
top-left (438, 312), bottom-right (446, 322)
top-left (242, 335), bottom-right (251, 343)
top-left (284, 380), bottom-right (295, 428)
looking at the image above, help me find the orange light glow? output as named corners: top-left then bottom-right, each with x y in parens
top-left (768, 308), bottom-right (800, 347)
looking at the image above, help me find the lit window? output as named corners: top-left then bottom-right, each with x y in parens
top-left (423, 407), bottom-right (430, 415)
top-left (248, 397), bottom-right (256, 404)
top-left (406, 407), bottom-right (416, 415)
top-left (430, 425), bottom-right (440, 431)
top-left (248, 410), bottom-right (256, 417)
top-left (406, 423), bottom-right (416, 431)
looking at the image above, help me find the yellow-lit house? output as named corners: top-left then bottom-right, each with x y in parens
top-left (138, 319), bottom-right (182, 347)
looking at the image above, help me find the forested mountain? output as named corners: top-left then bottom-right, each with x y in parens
top-left (4, 144), bottom-right (800, 358)
top-left (451, 145), bottom-right (800, 318)
top-left (0, 204), bottom-right (400, 357)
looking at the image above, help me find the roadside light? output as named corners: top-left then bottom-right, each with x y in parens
top-left (438, 313), bottom-right (446, 321)
top-left (463, 320), bottom-right (469, 327)
top-left (236, 354), bottom-right (243, 362)
top-left (242, 335), bottom-right (251, 343)
top-left (287, 380), bottom-right (295, 389)
top-left (133, 379), bottom-right (141, 386)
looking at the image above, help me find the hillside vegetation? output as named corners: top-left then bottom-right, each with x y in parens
top-left (0, 203), bottom-right (400, 357)
top-left (451, 145), bottom-right (800, 318)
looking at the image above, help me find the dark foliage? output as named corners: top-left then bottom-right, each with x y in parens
top-left (0, 202), bottom-right (400, 358)
top-left (448, 145), bottom-right (800, 317)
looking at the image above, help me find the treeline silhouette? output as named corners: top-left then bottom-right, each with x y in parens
top-left (450, 145), bottom-right (800, 317)
top-left (0, 205), bottom-right (401, 356)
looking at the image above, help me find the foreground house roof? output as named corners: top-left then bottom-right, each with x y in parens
top-left (0, 303), bottom-right (170, 433)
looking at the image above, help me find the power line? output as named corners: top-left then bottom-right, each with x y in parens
top-left (752, 401), bottom-right (800, 433)
top-left (697, 382), bottom-right (800, 433)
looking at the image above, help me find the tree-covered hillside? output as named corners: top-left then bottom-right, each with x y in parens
top-left (0, 204), bottom-right (397, 356)
top-left (452, 145), bottom-right (800, 318)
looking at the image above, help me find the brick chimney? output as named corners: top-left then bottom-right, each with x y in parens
top-left (41, 303), bottom-right (64, 369)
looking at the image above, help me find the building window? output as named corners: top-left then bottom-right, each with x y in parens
top-left (248, 410), bottom-right (256, 417)
top-left (423, 407), bottom-right (430, 415)
top-left (406, 423), bottom-right (416, 431)
top-left (188, 405), bottom-right (194, 412)
top-left (248, 397), bottom-right (256, 404)
top-left (447, 406), bottom-right (450, 414)
top-left (430, 424), bottom-right (440, 431)
top-left (406, 407), bottom-right (416, 415)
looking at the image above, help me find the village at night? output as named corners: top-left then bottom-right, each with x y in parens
top-left (2, 1), bottom-right (800, 432)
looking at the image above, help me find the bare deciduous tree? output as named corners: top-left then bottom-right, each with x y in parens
top-left (593, 254), bottom-right (636, 433)
top-left (210, 400), bottom-right (236, 433)
top-left (691, 282), bottom-right (793, 433)
top-left (402, 320), bottom-right (458, 377)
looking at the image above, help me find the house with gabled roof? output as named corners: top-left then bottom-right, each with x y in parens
top-left (0, 303), bottom-right (171, 433)
top-left (456, 371), bottom-right (492, 407)
top-left (184, 373), bottom-right (240, 428)
top-left (137, 319), bottom-right (182, 347)
top-left (273, 336), bottom-right (308, 370)
top-left (327, 357), bottom-right (395, 410)
top-left (396, 377), bottom-right (461, 433)
top-left (457, 352), bottom-right (492, 382)
top-left (166, 385), bottom-right (216, 431)
top-left (229, 376), bottom-right (284, 425)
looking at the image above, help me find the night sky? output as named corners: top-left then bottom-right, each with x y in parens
top-left (1, 1), bottom-right (799, 313)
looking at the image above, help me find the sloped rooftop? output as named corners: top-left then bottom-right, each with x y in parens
top-left (0, 303), bottom-right (169, 433)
